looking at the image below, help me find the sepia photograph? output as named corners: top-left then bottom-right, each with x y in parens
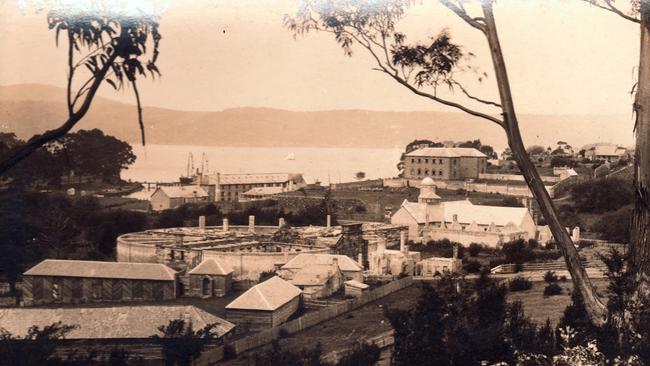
top-left (0, 0), bottom-right (647, 364)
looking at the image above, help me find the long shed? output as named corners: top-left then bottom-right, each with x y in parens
top-left (22, 260), bottom-right (177, 306)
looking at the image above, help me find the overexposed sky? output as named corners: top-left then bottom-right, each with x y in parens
top-left (0, 0), bottom-right (641, 114)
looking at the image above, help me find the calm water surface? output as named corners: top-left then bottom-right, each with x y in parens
top-left (121, 145), bottom-right (403, 185)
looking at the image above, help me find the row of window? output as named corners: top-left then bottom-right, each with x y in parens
top-left (223, 182), bottom-right (286, 190)
top-left (410, 158), bottom-right (458, 165)
top-left (411, 169), bottom-right (445, 176)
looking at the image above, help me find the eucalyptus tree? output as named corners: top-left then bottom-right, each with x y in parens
top-left (0, 2), bottom-right (163, 175)
top-left (584, 0), bottom-right (650, 291)
top-left (286, 0), bottom-right (607, 323)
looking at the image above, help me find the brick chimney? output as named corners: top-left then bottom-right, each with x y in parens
top-left (248, 215), bottom-right (255, 233)
top-left (222, 218), bottom-right (229, 232)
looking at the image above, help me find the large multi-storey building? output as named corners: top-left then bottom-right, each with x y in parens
top-left (196, 173), bottom-right (306, 202)
top-left (403, 147), bottom-right (487, 180)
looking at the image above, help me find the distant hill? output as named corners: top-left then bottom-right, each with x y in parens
top-left (0, 84), bottom-right (635, 151)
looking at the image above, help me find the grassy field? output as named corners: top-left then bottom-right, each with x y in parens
top-left (507, 278), bottom-right (609, 325)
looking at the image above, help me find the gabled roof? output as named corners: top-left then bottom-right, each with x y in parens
top-left (188, 258), bottom-right (233, 276)
top-left (442, 200), bottom-right (529, 227)
top-left (405, 147), bottom-right (487, 158)
top-left (344, 280), bottom-right (369, 289)
top-left (290, 264), bottom-right (340, 286)
top-left (24, 260), bottom-right (177, 281)
top-left (206, 173), bottom-right (302, 185)
top-left (398, 201), bottom-right (436, 224)
top-left (588, 144), bottom-right (626, 157)
top-left (281, 253), bottom-right (362, 273)
top-left (226, 276), bottom-right (302, 311)
top-left (0, 305), bottom-right (234, 339)
top-left (242, 186), bottom-right (285, 196)
top-left (397, 200), bottom-right (530, 227)
top-left (156, 185), bottom-right (208, 199)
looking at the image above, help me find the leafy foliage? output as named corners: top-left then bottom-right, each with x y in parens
top-left (1, 129), bottom-right (136, 186)
top-left (592, 205), bottom-right (632, 243)
top-left (571, 178), bottom-right (634, 213)
top-left (386, 273), bottom-right (557, 365)
top-left (508, 276), bottom-right (533, 292)
top-left (152, 319), bottom-right (221, 366)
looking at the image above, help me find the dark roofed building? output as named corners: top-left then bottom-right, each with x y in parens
top-left (0, 305), bottom-right (234, 361)
top-left (22, 260), bottom-right (177, 306)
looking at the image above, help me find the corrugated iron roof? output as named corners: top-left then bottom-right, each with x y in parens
top-left (405, 147), bottom-right (487, 158)
top-left (226, 276), bottom-right (301, 311)
top-left (0, 305), bottom-right (234, 339)
top-left (24, 260), bottom-right (177, 281)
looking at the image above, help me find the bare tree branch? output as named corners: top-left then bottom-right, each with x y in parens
top-left (582, 0), bottom-right (640, 23)
top-left (450, 80), bottom-right (502, 107)
top-left (439, 0), bottom-right (487, 33)
top-left (66, 29), bottom-right (74, 117)
top-left (131, 80), bottom-right (146, 146)
top-left (386, 70), bottom-right (504, 127)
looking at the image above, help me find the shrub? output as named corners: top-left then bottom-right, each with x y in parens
top-left (508, 276), bottom-right (533, 292)
top-left (468, 243), bottom-right (482, 257)
top-left (543, 270), bottom-right (558, 284)
top-left (592, 205), bottom-right (632, 243)
top-left (543, 283), bottom-right (562, 297)
top-left (336, 344), bottom-right (381, 366)
top-left (502, 239), bottom-right (535, 263)
top-left (500, 196), bottom-right (524, 207)
top-left (559, 275), bottom-right (567, 282)
top-left (463, 260), bottom-right (482, 273)
top-left (421, 239), bottom-right (464, 258)
top-left (570, 177), bottom-right (633, 213)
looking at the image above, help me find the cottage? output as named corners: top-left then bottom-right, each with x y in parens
top-left (288, 262), bottom-right (344, 300)
top-left (225, 276), bottom-right (302, 332)
top-left (391, 178), bottom-right (537, 247)
top-left (344, 280), bottom-right (369, 298)
top-left (22, 260), bottom-right (177, 306)
top-left (150, 185), bottom-right (209, 211)
top-left (187, 258), bottom-right (233, 298)
top-left (280, 253), bottom-right (364, 282)
top-left (584, 143), bottom-right (629, 163)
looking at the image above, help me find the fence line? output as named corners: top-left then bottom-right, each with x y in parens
top-left (196, 276), bottom-right (414, 365)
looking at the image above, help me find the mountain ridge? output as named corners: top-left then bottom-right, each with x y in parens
top-left (0, 84), bottom-right (634, 151)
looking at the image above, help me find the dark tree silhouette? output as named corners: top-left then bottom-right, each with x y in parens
top-left (286, 0), bottom-right (606, 324)
top-left (152, 319), bottom-right (221, 366)
top-left (0, 3), bottom-right (162, 176)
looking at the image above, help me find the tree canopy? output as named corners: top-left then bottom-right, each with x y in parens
top-left (0, 1), bottom-right (163, 175)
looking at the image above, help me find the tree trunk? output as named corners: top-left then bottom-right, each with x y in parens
top-left (481, 1), bottom-right (606, 325)
top-left (630, 6), bottom-right (650, 281)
